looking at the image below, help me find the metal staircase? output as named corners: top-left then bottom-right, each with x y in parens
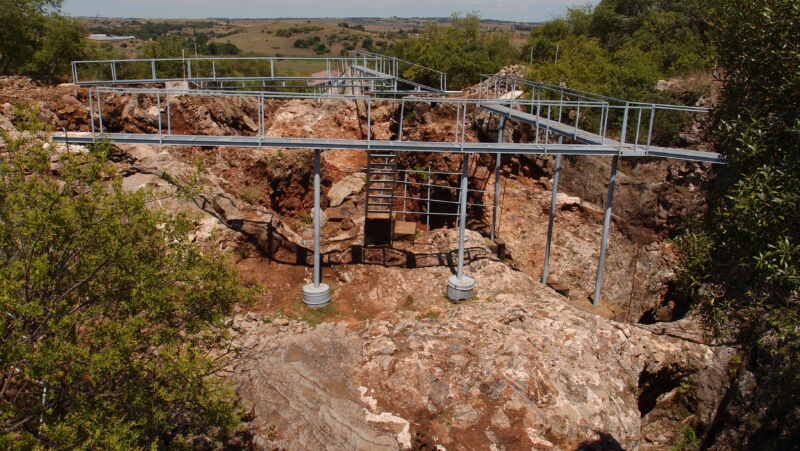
top-left (364, 150), bottom-right (398, 245)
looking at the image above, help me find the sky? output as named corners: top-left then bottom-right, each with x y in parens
top-left (63, 0), bottom-right (591, 23)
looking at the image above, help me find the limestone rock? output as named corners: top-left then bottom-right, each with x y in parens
top-left (328, 173), bottom-right (366, 207)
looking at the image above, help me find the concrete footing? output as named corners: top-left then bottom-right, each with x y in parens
top-left (447, 275), bottom-right (475, 301)
top-left (302, 283), bottom-right (331, 308)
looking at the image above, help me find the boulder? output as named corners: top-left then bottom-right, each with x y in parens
top-left (327, 173), bottom-right (366, 207)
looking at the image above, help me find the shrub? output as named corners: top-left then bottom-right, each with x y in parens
top-left (0, 121), bottom-right (252, 447)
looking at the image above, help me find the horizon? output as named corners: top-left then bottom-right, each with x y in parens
top-left (63, 0), bottom-right (595, 23)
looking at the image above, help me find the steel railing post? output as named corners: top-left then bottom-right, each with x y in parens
top-left (88, 89), bottom-right (95, 137)
top-left (96, 91), bottom-right (103, 134)
top-left (619, 102), bottom-right (630, 152)
top-left (544, 105), bottom-right (551, 153)
top-left (156, 92), bottom-right (162, 144)
top-left (166, 93), bottom-right (171, 135)
top-left (397, 100), bottom-right (405, 141)
top-left (634, 108), bottom-right (643, 151)
top-left (646, 105), bottom-right (655, 155)
top-left (402, 172), bottom-right (407, 221)
top-left (426, 167), bottom-right (431, 231)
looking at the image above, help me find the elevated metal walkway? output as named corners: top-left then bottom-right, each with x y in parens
top-left (479, 104), bottom-right (725, 164)
top-left (51, 70), bottom-right (727, 306)
top-left (70, 51), bottom-right (447, 94)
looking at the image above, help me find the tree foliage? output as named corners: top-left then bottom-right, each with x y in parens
top-left (0, 0), bottom-right (90, 81)
top-left (25, 15), bottom-right (88, 82)
top-left (0, 111), bottom-right (251, 447)
top-left (524, 1), bottom-right (712, 102)
top-left (675, 0), bottom-right (800, 446)
top-left (390, 13), bottom-right (518, 90)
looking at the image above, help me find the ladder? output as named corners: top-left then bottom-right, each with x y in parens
top-left (364, 150), bottom-right (398, 245)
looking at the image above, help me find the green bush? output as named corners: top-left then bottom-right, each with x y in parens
top-left (675, 0), bottom-right (800, 446)
top-left (390, 13), bottom-right (518, 90)
top-left (0, 121), bottom-right (252, 447)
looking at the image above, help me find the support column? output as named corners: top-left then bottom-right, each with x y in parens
top-left (593, 155), bottom-right (619, 305)
top-left (542, 137), bottom-right (563, 284)
top-left (490, 116), bottom-right (505, 242)
top-left (447, 154), bottom-right (476, 301)
top-left (303, 149), bottom-right (331, 307)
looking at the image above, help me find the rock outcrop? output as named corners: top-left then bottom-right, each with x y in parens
top-left (230, 230), bottom-right (731, 450)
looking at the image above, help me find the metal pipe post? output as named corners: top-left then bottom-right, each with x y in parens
top-left (457, 154), bottom-right (469, 280)
top-left (302, 149), bottom-right (331, 307)
top-left (593, 155), bottom-right (619, 305)
top-left (313, 149), bottom-right (321, 287)
top-left (542, 136), bottom-right (563, 284)
top-left (447, 153), bottom-right (476, 300)
top-left (490, 116), bottom-right (506, 241)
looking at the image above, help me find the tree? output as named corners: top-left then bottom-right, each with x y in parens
top-left (675, 0), bottom-right (800, 446)
top-left (0, 0), bottom-right (62, 75)
top-left (0, 110), bottom-right (252, 447)
top-left (390, 13), bottom-right (517, 90)
top-left (25, 15), bottom-right (88, 82)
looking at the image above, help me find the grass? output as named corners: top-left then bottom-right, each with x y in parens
top-left (290, 303), bottom-right (337, 326)
top-left (669, 425), bottom-right (700, 451)
top-left (240, 186), bottom-right (261, 205)
top-left (272, 297), bottom-right (338, 327)
top-left (417, 310), bottom-right (440, 321)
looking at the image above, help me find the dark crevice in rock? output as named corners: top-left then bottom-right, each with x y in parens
top-left (638, 281), bottom-right (692, 325)
top-left (637, 366), bottom-right (685, 418)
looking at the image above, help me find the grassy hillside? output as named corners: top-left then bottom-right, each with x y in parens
top-left (77, 17), bottom-right (538, 61)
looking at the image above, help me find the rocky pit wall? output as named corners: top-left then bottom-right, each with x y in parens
top-left (0, 76), bottom-right (729, 449)
top-left (229, 230), bottom-right (732, 450)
